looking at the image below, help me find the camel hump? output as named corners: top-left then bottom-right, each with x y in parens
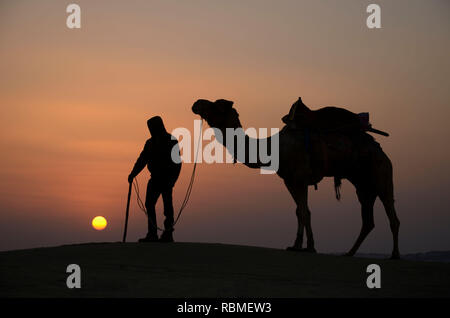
top-left (282, 98), bottom-right (388, 135)
top-left (282, 99), bottom-right (360, 132)
top-left (313, 107), bottom-right (361, 132)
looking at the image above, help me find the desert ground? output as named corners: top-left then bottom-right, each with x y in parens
top-left (1, 242), bottom-right (449, 297)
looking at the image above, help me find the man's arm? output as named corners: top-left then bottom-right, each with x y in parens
top-left (167, 140), bottom-right (182, 187)
top-left (128, 141), bottom-right (149, 183)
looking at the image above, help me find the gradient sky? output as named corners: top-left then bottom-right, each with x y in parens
top-left (0, 0), bottom-right (449, 253)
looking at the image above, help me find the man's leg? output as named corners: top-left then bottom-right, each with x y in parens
top-left (160, 186), bottom-right (175, 242)
top-left (141, 179), bottom-right (161, 242)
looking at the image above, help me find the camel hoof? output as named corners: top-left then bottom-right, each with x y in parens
top-left (389, 254), bottom-right (401, 260)
top-left (306, 247), bottom-right (317, 253)
top-left (344, 252), bottom-right (354, 257)
top-left (286, 246), bottom-right (316, 253)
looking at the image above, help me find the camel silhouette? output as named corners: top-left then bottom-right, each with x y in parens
top-left (192, 98), bottom-right (400, 259)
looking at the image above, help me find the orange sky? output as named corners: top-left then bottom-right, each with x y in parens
top-left (0, 0), bottom-right (449, 253)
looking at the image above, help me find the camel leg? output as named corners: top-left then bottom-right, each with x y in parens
top-left (377, 158), bottom-right (401, 259)
top-left (285, 182), bottom-right (315, 252)
top-left (346, 188), bottom-right (376, 257)
top-left (293, 205), bottom-right (306, 249)
top-left (380, 196), bottom-right (400, 259)
top-left (292, 206), bottom-right (305, 249)
top-left (285, 182), bottom-right (304, 250)
top-left (303, 206), bottom-right (315, 252)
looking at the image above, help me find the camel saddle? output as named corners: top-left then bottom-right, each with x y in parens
top-left (282, 97), bottom-right (389, 136)
top-left (282, 97), bottom-right (385, 188)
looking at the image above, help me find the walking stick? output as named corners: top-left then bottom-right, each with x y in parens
top-left (122, 181), bottom-right (133, 242)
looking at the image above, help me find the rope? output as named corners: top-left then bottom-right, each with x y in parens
top-left (132, 119), bottom-right (203, 232)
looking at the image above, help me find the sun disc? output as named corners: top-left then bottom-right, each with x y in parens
top-left (92, 216), bottom-right (107, 231)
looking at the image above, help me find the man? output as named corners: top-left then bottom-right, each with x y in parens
top-left (128, 116), bottom-right (181, 242)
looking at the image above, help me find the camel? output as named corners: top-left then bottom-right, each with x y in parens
top-left (191, 98), bottom-right (400, 259)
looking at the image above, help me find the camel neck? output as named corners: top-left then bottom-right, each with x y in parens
top-left (215, 126), bottom-right (272, 169)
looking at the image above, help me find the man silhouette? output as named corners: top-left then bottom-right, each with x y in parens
top-left (128, 116), bottom-right (181, 242)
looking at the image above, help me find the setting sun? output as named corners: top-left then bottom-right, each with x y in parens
top-left (92, 216), bottom-right (107, 231)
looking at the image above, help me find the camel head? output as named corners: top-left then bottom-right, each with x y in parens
top-left (192, 99), bottom-right (241, 131)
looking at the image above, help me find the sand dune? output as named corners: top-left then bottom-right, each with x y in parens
top-left (1, 242), bottom-right (449, 297)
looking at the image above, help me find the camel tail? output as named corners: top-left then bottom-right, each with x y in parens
top-left (334, 177), bottom-right (342, 201)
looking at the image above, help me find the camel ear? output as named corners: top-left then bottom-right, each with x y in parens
top-left (298, 97), bottom-right (302, 102)
top-left (215, 99), bottom-right (234, 111)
